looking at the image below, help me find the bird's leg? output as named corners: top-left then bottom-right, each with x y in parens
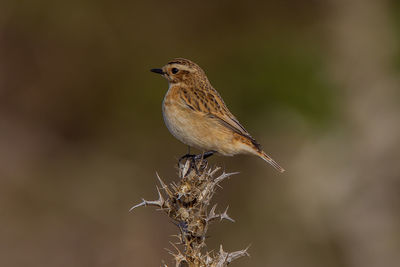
top-left (194, 150), bottom-right (216, 161)
top-left (179, 147), bottom-right (195, 162)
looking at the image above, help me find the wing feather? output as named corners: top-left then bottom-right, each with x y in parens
top-left (179, 86), bottom-right (262, 151)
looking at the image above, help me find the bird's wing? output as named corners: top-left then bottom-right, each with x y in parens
top-left (206, 113), bottom-right (262, 150)
top-left (206, 112), bottom-right (248, 137)
top-left (179, 86), bottom-right (262, 150)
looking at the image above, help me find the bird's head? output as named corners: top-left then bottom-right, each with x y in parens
top-left (151, 58), bottom-right (207, 85)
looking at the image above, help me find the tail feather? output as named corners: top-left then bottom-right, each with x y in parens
top-left (259, 151), bottom-right (285, 173)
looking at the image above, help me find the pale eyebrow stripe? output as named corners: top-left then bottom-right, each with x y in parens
top-left (168, 61), bottom-right (182, 65)
top-left (168, 63), bottom-right (192, 72)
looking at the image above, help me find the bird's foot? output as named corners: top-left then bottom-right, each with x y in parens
top-left (179, 153), bottom-right (196, 162)
top-left (179, 150), bottom-right (215, 162)
top-left (178, 151), bottom-right (216, 177)
top-left (195, 150), bottom-right (215, 160)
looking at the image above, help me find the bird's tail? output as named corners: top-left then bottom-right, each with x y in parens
top-left (258, 151), bottom-right (285, 173)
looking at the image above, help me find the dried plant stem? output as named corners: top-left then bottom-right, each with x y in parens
top-left (131, 157), bottom-right (249, 266)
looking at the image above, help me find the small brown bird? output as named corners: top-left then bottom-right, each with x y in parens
top-left (151, 58), bottom-right (285, 172)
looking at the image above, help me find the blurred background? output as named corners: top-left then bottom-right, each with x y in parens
top-left (1, 0), bottom-right (400, 266)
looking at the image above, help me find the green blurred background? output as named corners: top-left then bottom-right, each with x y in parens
top-left (1, 1), bottom-right (400, 266)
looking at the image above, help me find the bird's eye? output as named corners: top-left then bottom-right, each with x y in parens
top-left (171, 68), bottom-right (179, 74)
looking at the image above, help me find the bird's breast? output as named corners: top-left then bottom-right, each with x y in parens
top-left (162, 87), bottom-right (194, 146)
top-left (162, 86), bottom-right (216, 149)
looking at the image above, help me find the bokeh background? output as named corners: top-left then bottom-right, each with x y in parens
top-left (1, 0), bottom-right (400, 266)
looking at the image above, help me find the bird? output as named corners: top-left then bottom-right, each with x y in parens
top-left (150, 58), bottom-right (285, 173)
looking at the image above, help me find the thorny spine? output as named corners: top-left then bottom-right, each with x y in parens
top-left (131, 157), bottom-right (249, 267)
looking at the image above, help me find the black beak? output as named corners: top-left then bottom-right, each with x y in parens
top-left (150, 68), bottom-right (164, 74)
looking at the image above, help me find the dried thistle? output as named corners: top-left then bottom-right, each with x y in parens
top-left (131, 157), bottom-right (249, 266)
